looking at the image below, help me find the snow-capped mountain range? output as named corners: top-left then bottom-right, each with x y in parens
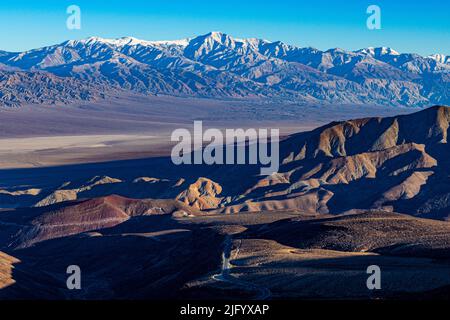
top-left (0, 31), bottom-right (448, 107)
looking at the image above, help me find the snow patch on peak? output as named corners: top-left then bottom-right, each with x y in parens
top-left (208, 31), bottom-right (226, 39)
top-left (70, 36), bottom-right (190, 48)
top-left (359, 47), bottom-right (400, 56)
top-left (149, 38), bottom-right (191, 47)
top-left (428, 54), bottom-right (449, 64)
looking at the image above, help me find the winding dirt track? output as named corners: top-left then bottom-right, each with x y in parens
top-left (212, 236), bottom-right (271, 300)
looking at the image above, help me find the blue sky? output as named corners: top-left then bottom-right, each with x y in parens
top-left (0, 0), bottom-right (448, 55)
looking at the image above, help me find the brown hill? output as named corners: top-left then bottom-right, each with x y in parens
top-left (176, 177), bottom-right (224, 210)
top-left (2, 195), bottom-right (199, 249)
top-left (280, 105), bottom-right (449, 161)
top-left (249, 210), bottom-right (450, 258)
top-left (220, 106), bottom-right (450, 218)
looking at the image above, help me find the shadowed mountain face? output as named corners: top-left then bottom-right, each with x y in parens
top-left (0, 32), bottom-right (449, 107)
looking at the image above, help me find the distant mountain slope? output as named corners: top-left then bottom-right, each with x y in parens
top-left (0, 32), bottom-right (448, 107)
top-left (0, 69), bottom-right (111, 107)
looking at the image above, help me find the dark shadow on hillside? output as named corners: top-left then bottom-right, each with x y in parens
top-left (0, 215), bottom-right (225, 299)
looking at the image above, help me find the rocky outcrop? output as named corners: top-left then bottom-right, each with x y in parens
top-left (176, 178), bottom-right (224, 210)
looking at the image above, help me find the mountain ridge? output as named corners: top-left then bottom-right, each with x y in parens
top-left (0, 32), bottom-right (449, 107)
top-left (218, 105), bottom-right (450, 216)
